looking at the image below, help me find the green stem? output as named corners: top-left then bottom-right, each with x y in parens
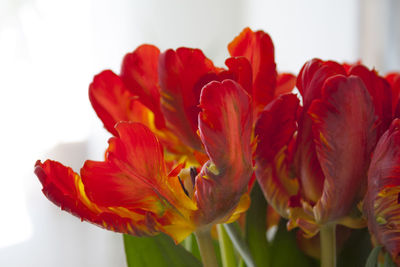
top-left (195, 227), bottom-right (219, 267)
top-left (223, 223), bottom-right (256, 267)
top-left (217, 224), bottom-right (237, 267)
top-left (320, 223), bottom-right (336, 267)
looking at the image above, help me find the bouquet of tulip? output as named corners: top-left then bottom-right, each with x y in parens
top-left (35, 27), bottom-right (400, 267)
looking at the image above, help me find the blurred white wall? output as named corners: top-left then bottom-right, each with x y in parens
top-left (0, 0), bottom-right (397, 266)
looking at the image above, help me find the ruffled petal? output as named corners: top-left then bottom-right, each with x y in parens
top-left (228, 27), bottom-right (277, 111)
top-left (254, 93), bottom-right (300, 217)
top-left (35, 160), bottom-right (160, 237)
top-left (35, 123), bottom-right (197, 243)
top-left (349, 65), bottom-right (392, 136)
top-left (158, 47), bottom-right (217, 151)
top-left (308, 75), bottom-right (377, 224)
top-left (120, 44), bottom-right (166, 129)
top-left (365, 119), bottom-right (400, 264)
top-left (296, 59), bottom-right (346, 108)
top-left (295, 59), bottom-right (346, 203)
top-left (89, 70), bottom-right (151, 136)
top-left (194, 79), bottom-right (253, 225)
top-left (81, 122), bottom-right (196, 214)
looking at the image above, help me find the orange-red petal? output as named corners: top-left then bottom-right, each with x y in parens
top-left (158, 47), bottom-right (217, 151)
top-left (35, 159), bottom-right (159, 236)
top-left (274, 73), bottom-right (296, 97)
top-left (308, 75), bottom-right (377, 224)
top-left (364, 119), bottom-right (400, 264)
top-left (254, 93), bottom-right (300, 217)
top-left (35, 123), bottom-right (197, 243)
top-left (194, 79), bottom-right (253, 225)
top-left (120, 44), bottom-right (166, 129)
top-left (89, 70), bottom-right (142, 135)
top-left (228, 27), bottom-right (277, 111)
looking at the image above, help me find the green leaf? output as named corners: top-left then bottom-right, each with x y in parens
top-left (245, 184), bottom-right (317, 267)
top-left (268, 220), bottom-right (318, 267)
top-left (337, 228), bottom-right (372, 267)
top-left (365, 246), bottom-right (382, 267)
top-left (245, 183), bottom-right (270, 266)
top-left (183, 234), bottom-right (201, 261)
top-left (124, 233), bottom-right (202, 267)
top-left (384, 251), bottom-right (396, 267)
top-left (217, 224), bottom-right (237, 267)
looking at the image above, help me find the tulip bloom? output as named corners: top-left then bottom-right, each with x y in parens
top-left (34, 27), bottom-right (293, 244)
top-left (364, 74), bottom-right (400, 265)
top-left (35, 79), bottom-right (253, 243)
top-left (88, 27), bottom-right (295, 165)
top-left (254, 59), bottom-right (394, 236)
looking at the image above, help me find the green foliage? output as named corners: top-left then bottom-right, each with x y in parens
top-left (124, 233), bottom-right (202, 267)
top-left (337, 228), bottom-right (372, 267)
top-left (245, 184), bottom-right (317, 267)
top-left (365, 246), bottom-right (382, 267)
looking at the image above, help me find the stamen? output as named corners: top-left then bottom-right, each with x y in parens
top-left (178, 176), bottom-right (189, 197)
top-left (190, 167), bottom-right (197, 187)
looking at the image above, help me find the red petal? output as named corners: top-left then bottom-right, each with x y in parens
top-left (158, 48), bottom-right (217, 150)
top-left (120, 44), bottom-right (166, 129)
top-left (228, 27), bottom-right (277, 110)
top-left (81, 123), bottom-right (194, 214)
top-left (224, 57), bottom-right (253, 95)
top-left (254, 93), bottom-right (300, 217)
top-left (365, 119), bottom-right (400, 264)
top-left (386, 72), bottom-right (400, 116)
top-left (195, 80), bottom-right (253, 224)
top-left (35, 123), bottom-right (198, 242)
top-left (295, 59), bottom-right (346, 202)
top-left (349, 65), bottom-right (392, 135)
top-left (296, 59), bottom-right (346, 108)
top-left (34, 160), bottom-right (157, 236)
top-left (274, 73), bottom-right (296, 97)
top-left (309, 75), bottom-right (377, 223)
top-left (89, 70), bottom-right (139, 135)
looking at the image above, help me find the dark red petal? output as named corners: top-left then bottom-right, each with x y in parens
top-left (228, 27), bottom-right (277, 110)
top-left (364, 119), bottom-right (400, 264)
top-left (349, 65), bottom-right (392, 135)
top-left (274, 73), bottom-right (296, 97)
top-left (386, 72), bottom-right (400, 116)
top-left (194, 80), bottom-right (253, 224)
top-left (89, 70), bottom-right (138, 135)
top-left (225, 56), bottom-right (253, 95)
top-left (34, 160), bottom-right (155, 236)
top-left (254, 93), bottom-right (300, 217)
top-left (294, 59), bottom-right (346, 202)
top-left (158, 48), bottom-right (216, 150)
top-left (309, 75), bottom-right (377, 223)
top-left (120, 44), bottom-right (165, 129)
top-left (296, 59), bottom-right (346, 108)
top-left (81, 122), bottom-right (191, 212)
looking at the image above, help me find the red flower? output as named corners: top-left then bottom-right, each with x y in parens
top-left (254, 59), bottom-right (394, 235)
top-left (35, 79), bottom-right (253, 243)
top-left (364, 119), bottom-right (400, 265)
top-left (35, 27), bottom-right (294, 242)
top-left (89, 28), bottom-right (295, 164)
top-left (363, 72), bottom-right (400, 264)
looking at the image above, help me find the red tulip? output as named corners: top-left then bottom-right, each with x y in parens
top-left (255, 59), bottom-right (393, 235)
